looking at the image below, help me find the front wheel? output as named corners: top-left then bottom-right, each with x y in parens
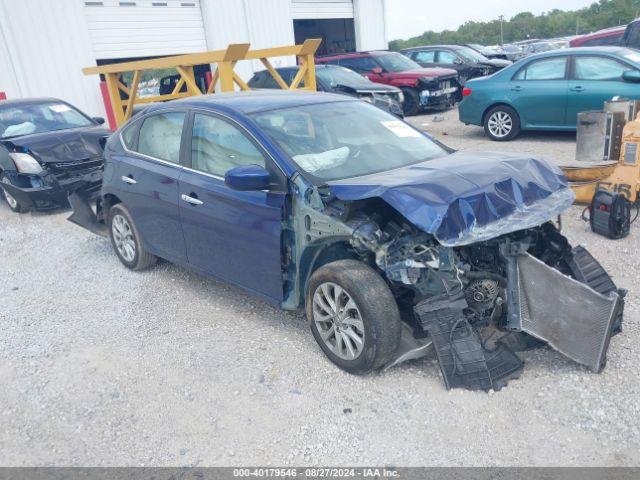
top-left (483, 105), bottom-right (521, 141)
top-left (400, 87), bottom-right (420, 116)
top-left (306, 260), bottom-right (401, 374)
top-left (108, 204), bottom-right (157, 271)
top-left (0, 173), bottom-right (30, 213)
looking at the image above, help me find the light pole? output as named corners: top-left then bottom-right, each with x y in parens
top-left (499, 15), bottom-right (504, 45)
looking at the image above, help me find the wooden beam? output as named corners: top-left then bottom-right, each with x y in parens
top-left (176, 65), bottom-right (202, 95)
top-left (104, 73), bottom-right (125, 126)
top-left (259, 58), bottom-right (289, 89)
top-left (289, 63), bottom-right (307, 89)
top-left (123, 70), bottom-right (141, 121)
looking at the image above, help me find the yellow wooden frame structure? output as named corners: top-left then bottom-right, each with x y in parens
top-left (83, 39), bottom-right (322, 127)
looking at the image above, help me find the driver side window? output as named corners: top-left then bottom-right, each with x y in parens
top-left (190, 114), bottom-right (266, 177)
top-left (438, 51), bottom-right (458, 64)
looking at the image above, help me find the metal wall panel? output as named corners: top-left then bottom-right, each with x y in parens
top-left (0, 0), bottom-right (105, 116)
top-left (84, 0), bottom-right (208, 59)
top-left (291, 0), bottom-right (354, 19)
top-left (353, 0), bottom-right (387, 50)
top-left (200, 0), bottom-right (296, 82)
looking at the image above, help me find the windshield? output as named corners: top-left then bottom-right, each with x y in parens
top-left (251, 101), bottom-right (447, 182)
top-left (0, 101), bottom-right (94, 139)
top-left (457, 47), bottom-right (489, 63)
top-left (317, 66), bottom-right (372, 88)
top-left (375, 52), bottom-right (421, 72)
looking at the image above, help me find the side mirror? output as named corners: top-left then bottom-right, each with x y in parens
top-left (92, 116), bottom-right (106, 125)
top-left (224, 164), bottom-right (271, 191)
top-left (622, 70), bottom-right (640, 83)
top-left (372, 67), bottom-right (384, 75)
top-left (453, 58), bottom-right (464, 65)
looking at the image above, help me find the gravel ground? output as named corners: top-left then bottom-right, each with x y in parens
top-left (1, 107), bottom-right (639, 467)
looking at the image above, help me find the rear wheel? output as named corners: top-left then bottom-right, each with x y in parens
top-left (0, 173), bottom-right (29, 213)
top-left (483, 105), bottom-right (521, 141)
top-left (108, 204), bottom-right (157, 271)
top-left (400, 87), bottom-right (420, 116)
top-left (306, 260), bottom-right (401, 374)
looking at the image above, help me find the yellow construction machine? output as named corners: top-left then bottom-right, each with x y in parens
top-left (562, 113), bottom-right (640, 204)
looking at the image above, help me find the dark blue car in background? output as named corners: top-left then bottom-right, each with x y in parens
top-left (70, 90), bottom-right (623, 390)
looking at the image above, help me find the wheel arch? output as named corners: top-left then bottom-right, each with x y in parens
top-left (481, 102), bottom-right (520, 126)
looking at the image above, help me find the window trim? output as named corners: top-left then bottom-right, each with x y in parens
top-left (568, 53), bottom-right (638, 82)
top-left (119, 107), bottom-right (189, 169)
top-left (511, 55), bottom-right (569, 82)
top-left (184, 108), bottom-right (287, 190)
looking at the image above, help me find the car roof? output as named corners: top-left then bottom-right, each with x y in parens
top-left (157, 90), bottom-right (351, 115)
top-left (257, 64), bottom-right (340, 74)
top-left (524, 46), bottom-right (634, 59)
top-left (402, 45), bottom-right (465, 52)
top-left (317, 50), bottom-right (392, 60)
top-left (0, 97), bottom-right (65, 107)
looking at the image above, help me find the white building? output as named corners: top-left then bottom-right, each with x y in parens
top-left (0, 0), bottom-right (388, 117)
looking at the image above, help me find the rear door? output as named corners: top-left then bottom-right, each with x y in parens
top-left (566, 55), bottom-right (640, 127)
top-left (114, 110), bottom-right (187, 263)
top-left (508, 56), bottom-right (569, 127)
top-left (178, 111), bottom-right (286, 302)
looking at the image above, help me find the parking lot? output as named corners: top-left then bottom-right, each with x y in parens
top-left (1, 106), bottom-right (639, 467)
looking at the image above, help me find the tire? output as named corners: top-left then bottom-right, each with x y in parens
top-left (483, 105), bottom-right (521, 141)
top-left (306, 259), bottom-right (401, 374)
top-left (400, 87), bottom-right (420, 116)
top-left (0, 173), bottom-right (30, 213)
top-left (108, 203), bottom-right (157, 271)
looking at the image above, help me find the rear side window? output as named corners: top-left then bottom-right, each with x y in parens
top-left (137, 112), bottom-right (185, 164)
top-left (582, 35), bottom-right (622, 47)
top-left (574, 56), bottom-right (629, 81)
top-left (625, 22), bottom-right (640, 48)
top-left (121, 121), bottom-right (139, 149)
top-left (438, 51), bottom-right (458, 64)
top-left (191, 114), bottom-right (265, 177)
top-left (513, 57), bottom-right (567, 80)
top-left (339, 56), bottom-right (378, 73)
top-left (412, 50), bottom-right (435, 63)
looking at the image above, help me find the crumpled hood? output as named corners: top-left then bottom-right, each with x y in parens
top-left (477, 58), bottom-right (512, 69)
top-left (1, 126), bottom-right (110, 163)
top-left (327, 151), bottom-right (575, 246)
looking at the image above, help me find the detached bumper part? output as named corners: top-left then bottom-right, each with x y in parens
top-left (415, 296), bottom-right (523, 391)
top-left (506, 252), bottom-right (621, 373)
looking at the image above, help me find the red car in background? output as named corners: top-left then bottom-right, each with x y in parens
top-left (570, 26), bottom-right (626, 47)
top-left (316, 51), bottom-right (459, 115)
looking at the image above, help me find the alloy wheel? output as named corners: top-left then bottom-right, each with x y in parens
top-left (111, 214), bottom-right (136, 263)
top-left (312, 282), bottom-right (365, 360)
top-left (487, 111), bottom-right (513, 138)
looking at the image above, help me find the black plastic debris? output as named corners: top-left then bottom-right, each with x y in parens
top-left (415, 295), bottom-right (523, 391)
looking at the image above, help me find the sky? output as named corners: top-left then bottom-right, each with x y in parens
top-left (385, 0), bottom-right (598, 40)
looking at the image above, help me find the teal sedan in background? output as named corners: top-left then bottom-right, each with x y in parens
top-left (458, 47), bottom-right (640, 141)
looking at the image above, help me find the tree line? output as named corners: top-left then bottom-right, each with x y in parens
top-left (389, 0), bottom-right (640, 50)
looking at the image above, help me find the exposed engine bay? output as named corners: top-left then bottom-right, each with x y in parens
top-left (289, 183), bottom-right (625, 391)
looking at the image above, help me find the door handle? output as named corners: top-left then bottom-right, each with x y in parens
top-left (510, 86), bottom-right (523, 92)
top-left (121, 175), bottom-right (137, 185)
top-left (571, 86), bottom-right (585, 92)
top-left (181, 193), bottom-right (204, 206)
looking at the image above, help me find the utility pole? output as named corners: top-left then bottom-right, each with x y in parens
top-left (499, 15), bottom-right (504, 45)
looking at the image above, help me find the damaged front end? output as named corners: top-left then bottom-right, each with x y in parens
top-left (285, 153), bottom-right (625, 391)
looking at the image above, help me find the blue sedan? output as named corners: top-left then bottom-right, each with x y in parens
top-left (69, 91), bottom-right (623, 388)
top-left (458, 47), bottom-right (640, 140)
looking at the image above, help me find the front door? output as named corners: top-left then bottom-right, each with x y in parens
top-left (508, 56), bottom-right (569, 127)
top-left (178, 112), bottom-right (285, 302)
top-left (114, 111), bottom-right (187, 263)
top-left (567, 55), bottom-right (640, 127)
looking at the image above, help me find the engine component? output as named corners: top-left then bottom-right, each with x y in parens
top-left (465, 279), bottom-right (500, 312)
top-left (414, 294), bottom-right (523, 391)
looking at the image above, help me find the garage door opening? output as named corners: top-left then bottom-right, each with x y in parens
top-left (293, 19), bottom-right (355, 55)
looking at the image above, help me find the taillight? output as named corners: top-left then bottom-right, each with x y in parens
top-left (462, 87), bottom-right (472, 97)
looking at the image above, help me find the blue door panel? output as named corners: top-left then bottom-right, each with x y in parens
top-left (113, 154), bottom-right (187, 263)
top-left (178, 169), bottom-right (284, 302)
